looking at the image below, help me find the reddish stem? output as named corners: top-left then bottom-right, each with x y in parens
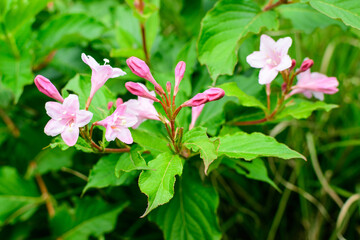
top-left (263, 0), bottom-right (291, 11)
top-left (0, 108), bottom-right (20, 137)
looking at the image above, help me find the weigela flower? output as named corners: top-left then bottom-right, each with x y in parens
top-left (125, 82), bottom-right (160, 102)
top-left (203, 88), bottom-right (225, 101)
top-left (189, 104), bottom-right (205, 130)
top-left (288, 69), bottom-right (339, 100)
top-left (44, 94), bottom-right (93, 146)
top-left (174, 61), bottom-right (186, 96)
top-left (246, 34), bottom-right (292, 84)
top-left (181, 93), bottom-right (209, 107)
top-left (34, 75), bottom-right (64, 102)
top-left (96, 105), bottom-right (137, 144)
top-left (82, 53), bottom-right (126, 100)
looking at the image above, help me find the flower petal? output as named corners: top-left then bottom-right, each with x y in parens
top-left (75, 110), bottom-right (93, 127)
top-left (45, 101), bottom-right (64, 120)
top-left (275, 37), bottom-right (292, 56)
top-left (116, 128), bottom-right (133, 144)
top-left (105, 126), bottom-right (117, 142)
top-left (61, 125), bottom-right (79, 146)
top-left (260, 34), bottom-right (276, 54)
top-left (44, 119), bottom-right (66, 136)
top-left (275, 54), bottom-right (292, 71)
top-left (110, 68), bottom-right (126, 78)
top-left (246, 51), bottom-right (267, 68)
top-left (81, 53), bottom-right (100, 69)
top-left (258, 66), bottom-right (278, 85)
top-left (63, 94), bottom-right (79, 113)
top-left (313, 92), bottom-right (324, 101)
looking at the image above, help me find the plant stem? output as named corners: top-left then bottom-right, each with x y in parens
top-left (140, 23), bottom-right (150, 64)
top-left (263, 0), bottom-right (291, 11)
top-left (61, 167), bottom-right (88, 181)
top-left (33, 168), bottom-right (55, 218)
top-left (0, 108), bottom-right (20, 137)
top-left (32, 50), bottom-right (57, 71)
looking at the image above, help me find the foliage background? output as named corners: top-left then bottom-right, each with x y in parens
top-left (0, 0), bottom-right (360, 239)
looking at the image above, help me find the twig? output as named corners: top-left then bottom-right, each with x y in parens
top-left (0, 108), bottom-right (20, 137)
top-left (61, 167), bottom-right (88, 181)
top-left (263, 0), bottom-right (292, 11)
top-left (33, 164), bottom-right (55, 218)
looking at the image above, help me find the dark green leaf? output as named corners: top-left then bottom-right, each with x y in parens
top-left (115, 146), bottom-right (151, 177)
top-left (34, 148), bottom-right (74, 175)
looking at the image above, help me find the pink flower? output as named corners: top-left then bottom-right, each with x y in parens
top-left (246, 34), bottom-right (292, 84)
top-left (299, 59), bottom-right (314, 72)
top-left (174, 61), bottom-right (186, 96)
top-left (288, 69), bottom-right (339, 100)
top-left (189, 104), bottom-right (205, 130)
top-left (203, 88), bottom-right (225, 101)
top-left (34, 75), bottom-right (64, 102)
top-left (82, 53), bottom-right (126, 100)
top-left (96, 105), bottom-right (137, 144)
top-left (44, 94), bottom-right (93, 146)
top-left (181, 93), bottom-right (209, 107)
top-left (124, 85), bottom-right (160, 129)
top-left (125, 82), bottom-right (160, 102)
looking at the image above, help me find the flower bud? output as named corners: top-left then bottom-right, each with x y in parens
top-left (281, 82), bottom-right (287, 92)
top-left (290, 59), bottom-right (296, 71)
top-left (166, 81), bottom-right (172, 95)
top-left (300, 59), bottom-right (314, 72)
top-left (174, 61), bottom-right (186, 96)
top-left (116, 98), bottom-right (123, 107)
top-left (107, 101), bottom-right (113, 110)
top-left (34, 75), bottom-right (64, 103)
top-left (181, 93), bottom-right (209, 107)
top-left (203, 88), bottom-right (225, 101)
top-left (126, 57), bottom-right (165, 94)
top-left (125, 82), bottom-right (160, 102)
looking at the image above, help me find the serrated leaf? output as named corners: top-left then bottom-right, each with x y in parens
top-left (182, 127), bottom-right (219, 175)
top-left (277, 3), bottom-right (346, 34)
top-left (83, 154), bottom-right (137, 193)
top-left (218, 82), bottom-right (266, 110)
top-left (222, 158), bottom-right (280, 191)
top-left (34, 148), bottom-right (74, 175)
top-left (309, 0), bottom-right (360, 30)
top-left (0, 167), bottom-right (42, 226)
top-left (51, 197), bottom-right (128, 240)
top-left (115, 146), bottom-right (151, 177)
top-left (198, 0), bottom-right (279, 80)
top-left (218, 132), bottom-right (306, 160)
top-left (138, 152), bottom-right (183, 217)
top-left (276, 99), bottom-right (338, 120)
top-left (149, 167), bottom-right (221, 240)
top-left (131, 128), bottom-right (170, 155)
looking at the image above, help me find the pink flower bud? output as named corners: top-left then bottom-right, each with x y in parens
top-left (34, 75), bottom-right (64, 103)
top-left (174, 61), bottom-right (186, 96)
top-left (166, 81), bottom-right (172, 95)
top-left (116, 98), bottom-right (123, 107)
top-left (290, 59), bottom-right (296, 71)
top-left (181, 93), bottom-right (209, 107)
top-left (300, 59), bottom-right (314, 72)
top-left (107, 101), bottom-right (113, 110)
top-left (126, 57), bottom-right (165, 94)
top-left (203, 88), bottom-right (225, 101)
top-left (281, 82), bottom-right (287, 92)
top-left (125, 82), bottom-right (160, 102)
top-left (189, 104), bottom-right (205, 130)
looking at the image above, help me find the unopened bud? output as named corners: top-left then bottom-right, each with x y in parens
top-left (116, 98), bottom-right (123, 107)
top-left (107, 101), bottom-right (113, 110)
top-left (281, 82), bottom-right (287, 92)
top-left (290, 59), bottom-right (296, 71)
top-left (300, 59), bottom-right (314, 72)
top-left (203, 88), bottom-right (225, 101)
top-left (34, 75), bottom-right (64, 102)
top-left (166, 81), bottom-right (172, 95)
top-left (181, 93), bottom-right (209, 107)
top-left (174, 61), bottom-right (186, 96)
top-left (125, 82), bottom-right (160, 102)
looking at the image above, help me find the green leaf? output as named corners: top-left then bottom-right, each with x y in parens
top-left (62, 74), bottom-right (116, 122)
top-left (0, 167), bottom-right (42, 226)
top-left (115, 146), bottom-right (151, 177)
top-left (49, 136), bottom-right (93, 153)
top-left (182, 127), bottom-right (219, 175)
top-left (51, 197), bottom-right (128, 240)
top-left (83, 154), bottom-right (137, 193)
top-left (218, 132), bottom-right (306, 160)
top-left (149, 167), bottom-right (221, 240)
top-left (277, 3), bottom-right (346, 34)
top-left (131, 127), bottom-right (170, 155)
top-left (222, 158), bottom-right (280, 190)
top-left (310, 0), bottom-right (360, 30)
top-left (218, 82), bottom-right (266, 110)
top-left (198, 0), bottom-right (278, 80)
top-left (138, 152), bottom-right (183, 217)
top-left (37, 13), bottom-right (105, 57)
top-left (276, 99), bottom-right (338, 120)
top-left (34, 148), bottom-right (74, 175)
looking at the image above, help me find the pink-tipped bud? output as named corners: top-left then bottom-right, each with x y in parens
top-left (300, 59), bottom-right (314, 72)
top-left (107, 101), bottom-right (113, 110)
top-left (290, 59), bottom-right (296, 71)
top-left (116, 98), bottom-right (123, 107)
top-left (174, 61), bottom-right (186, 96)
top-left (281, 82), bottom-right (287, 92)
top-left (34, 75), bottom-right (64, 102)
top-left (126, 57), bottom-right (165, 94)
top-left (166, 81), bottom-right (172, 95)
top-left (203, 88), bottom-right (225, 101)
top-left (181, 93), bottom-right (209, 107)
top-left (125, 82), bottom-right (160, 102)
top-left (189, 104), bottom-right (205, 130)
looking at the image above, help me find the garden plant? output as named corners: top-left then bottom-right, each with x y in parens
top-left (0, 0), bottom-right (360, 239)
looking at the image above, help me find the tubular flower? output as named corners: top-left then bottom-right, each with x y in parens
top-left (96, 105), bottom-right (137, 144)
top-left (181, 93), bottom-right (209, 107)
top-left (288, 69), bottom-right (339, 100)
top-left (34, 75), bottom-right (64, 102)
top-left (125, 82), bottom-right (160, 102)
top-left (174, 61), bottom-right (186, 96)
top-left (82, 53), bottom-right (126, 100)
top-left (246, 34), bottom-right (292, 84)
top-left (44, 94), bottom-right (93, 146)
top-left (189, 104), bottom-right (205, 130)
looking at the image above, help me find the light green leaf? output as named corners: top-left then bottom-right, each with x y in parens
top-left (49, 136), bottom-right (93, 153)
top-left (218, 82), bottom-right (266, 110)
top-left (218, 132), bottom-right (306, 160)
top-left (131, 128), bottom-right (170, 155)
top-left (51, 197), bottom-right (128, 240)
top-left (310, 0), bottom-right (360, 30)
top-left (149, 167), bottom-right (221, 240)
top-left (115, 146), bottom-right (151, 177)
top-left (138, 152), bottom-right (183, 217)
top-left (276, 99), bottom-right (338, 120)
top-left (83, 154), bottom-right (137, 193)
top-left (0, 167), bottom-right (42, 226)
top-left (198, 0), bottom-right (278, 80)
top-left (222, 158), bottom-right (280, 190)
top-left (277, 3), bottom-right (346, 33)
top-left (34, 148), bottom-right (74, 175)
top-left (182, 127), bottom-right (219, 175)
